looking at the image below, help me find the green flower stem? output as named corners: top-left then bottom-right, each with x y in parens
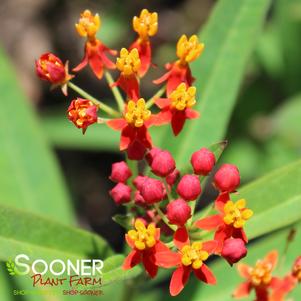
top-left (163, 178), bottom-right (173, 202)
top-left (154, 203), bottom-right (176, 232)
top-left (146, 85), bottom-right (166, 109)
top-left (105, 71), bottom-right (125, 112)
top-left (189, 230), bottom-right (209, 241)
top-left (67, 81), bottom-right (120, 117)
top-left (189, 201), bottom-right (197, 226)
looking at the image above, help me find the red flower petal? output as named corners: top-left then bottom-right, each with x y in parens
top-left (202, 240), bottom-right (218, 254)
top-left (149, 110), bottom-right (172, 127)
top-left (89, 53), bottom-right (104, 79)
top-left (194, 264), bottom-right (216, 285)
top-left (214, 225), bottom-right (233, 252)
top-left (232, 281), bottom-right (252, 298)
top-left (215, 192), bottom-right (230, 212)
top-left (123, 250), bottom-right (141, 270)
top-left (73, 52), bottom-right (89, 72)
top-left (106, 119), bottom-right (127, 131)
top-left (130, 39), bottom-right (151, 77)
top-left (169, 265), bottom-right (191, 296)
top-left (264, 250), bottom-right (278, 269)
top-left (173, 227), bottom-right (190, 250)
top-left (237, 263), bottom-right (251, 278)
top-left (127, 140), bottom-right (147, 160)
top-left (155, 98), bottom-right (171, 109)
top-left (116, 74), bottom-right (140, 100)
top-left (142, 250), bottom-right (158, 278)
top-left (153, 69), bottom-right (172, 85)
top-left (255, 287), bottom-right (268, 301)
top-left (154, 247), bottom-right (181, 268)
top-left (233, 228), bottom-right (248, 244)
top-left (185, 108), bottom-right (199, 119)
top-left (171, 110), bottom-right (186, 136)
top-left (120, 125), bottom-right (136, 151)
top-left (195, 214), bottom-right (223, 230)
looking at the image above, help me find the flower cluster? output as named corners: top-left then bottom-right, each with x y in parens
top-left (35, 8), bottom-right (203, 159)
top-left (109, 146), bottom-right (253, 296)
top-left (233, 251), bottom-right (301, 301)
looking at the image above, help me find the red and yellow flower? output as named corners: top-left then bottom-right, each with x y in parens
top-left (155, 83), bottom-right (199, 135)
top-left (115, 48), bottom-right (141, 100)
top-left (107, 98), bottom-right (160, 160)
top-left (154, 34), bottom-right (204, 96)
top-left (123, 219), bottom-right (169, 278)
top-left (35, 52), bottom-right (73, 95)
top-left (195, 199), bottom-right (253, 252)
top-left (129, 9), bottom-right (158, 77)
top-left (73, 10), bottom-right (116, 79)
top-left (233, 251), bottom-right (281, 301)
top-left (155, 228), bottom-right (217, 296)
top-left (67, 98), bottom-right (98, 134)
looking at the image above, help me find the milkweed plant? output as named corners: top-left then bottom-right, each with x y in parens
top-left (35, 8), bottom-right (301, 300)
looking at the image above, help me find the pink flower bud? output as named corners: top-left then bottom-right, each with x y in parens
top-left (109, 183), bottom-right (131, 205)
top-left (214, 164), bottom-right (240, 192)
top-left (146, 147), bottom-right (162, 165)
top-left (221, 238), bottom-right (247, 265)
top-left (140, 177), bottom-right (165, 204)
top-left (191, 148), bottom-right (215, 175)
top-left (176, 174), bottom-right (201, 201)
top-left (134, 191), bottom-right (146, 207)
top-left (133, 175), bottom-right (147, 190)
top-left (110, 161), bottom-right (132, 183)
top-left (151, 150), bottom-right (176, 177)
top-left (166, 169), bottom-right (180, 186)
top-left (166, 199), bottom-right (191, 227)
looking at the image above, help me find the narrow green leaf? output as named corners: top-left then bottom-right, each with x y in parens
top-left (0, 49), bottom-right (74, 223)
top-left (0, 203), bottom-right (112, 262)
top-left (157, 0), bottom-right (272, 170)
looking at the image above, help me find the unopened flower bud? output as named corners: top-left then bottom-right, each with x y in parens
top-left (221, 238), bottom-right (247, 266)
top-left (67, 98), bottom-right (98, 134)
top-left (146, 147), bottom-right (162, 165)
top-left (133, 175), bottom-right (147, 190)
top-left (292, 256), bottom-right (301, 282)
top-left (176, 174), bottom-right (201, 201)
top-left (166, 169), bottom-right (180, 186)
top-left (151, 150), bottom-right (176, 177)
top-left (140, 177), bottom-right (165, 204)
top-left (36, 53), bottom-right (67, 84)
top-left (109, 183), bottom-right (131, 205)
top-left (191, 148), bottom-right (215, 175)
top-left (166, 199), bottom-right (191, 227)
top-left (214, 164), bottom-right (240, 192)
top-left (134, 191), bottom-right (146, 207)
top-left (110, 161), bottom-right (132, 183)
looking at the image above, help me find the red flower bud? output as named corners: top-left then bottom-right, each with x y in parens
top-left (36, 53), bottom-right (66, 83)
top-left (292, 256), bottom-right (301, 282)
top-left (67, 98), bottom-right (98, 134)
top-left (134, 191), bottom-right (147, 207)
top-left (151, 150), bottom-right (176, 177)
top-left (221, 238), bottom-right (247, 266)
top-left (176, 174), bottom-right (201, 201)
top-left (140, 177), bottom-right (165, 204)
top-left (166, 199), bottom-right (191, 227)
top-left (133, 175), bottom-right (147, 190)
top-left (214, 164), bottom-right (240, 192)
top-left (191, 148), bottom-right (215, 175)
top-left (166, 169), bottom-right (180, 186)
top-left (146, 147), bottom-right (162, 165)
top-left (110, 161), bottom-right (132, 183)
top-left (109, 183), bottom-right (131, 205)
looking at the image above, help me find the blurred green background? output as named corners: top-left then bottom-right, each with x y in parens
top-left (0, 0), bottom-right (301, 300)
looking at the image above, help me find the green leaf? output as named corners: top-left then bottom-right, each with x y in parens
top-left (0, 203), bottom-right (112, 262)
top-left (0, 49), bottom-right (74, 223)
top-left (156, 0), bottom-right (272, 170)
top-left (236, 160), bottom-right (301, 239)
